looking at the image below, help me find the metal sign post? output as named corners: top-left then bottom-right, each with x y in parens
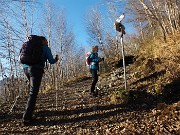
top-left (115, 14), bottom-right (127, 89)
top-left (120, 34), bottom-right (127, 90)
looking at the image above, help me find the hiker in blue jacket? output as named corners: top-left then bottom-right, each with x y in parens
top-left (89, 45), bottom-right (104, 97)
top-left (23, 36), bottom-right (58, 125)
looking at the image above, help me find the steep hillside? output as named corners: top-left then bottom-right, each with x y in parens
top-left (0, 33), bottom-right (179, 135)
top-left (131, 32), bottom-right (180, 94)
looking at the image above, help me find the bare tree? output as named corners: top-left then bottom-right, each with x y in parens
top-left (39, 2), bottom-right (57, 91)
top-left (53, 10), bottom-right (67, 85)
top-left (86, 7), bottom-right (107, 58)
top-left (40, 2), bottom-right (85, 88)
top-left (126, 0), bottom-right (180, 42)
top-left (0, 0), bottom-right (38, 104)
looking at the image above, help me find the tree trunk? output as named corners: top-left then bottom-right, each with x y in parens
top-left (138, 0), bottom-right (167, 42)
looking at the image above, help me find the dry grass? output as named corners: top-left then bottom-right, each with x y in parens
top-left (131, 32), bottom-right (180, 93)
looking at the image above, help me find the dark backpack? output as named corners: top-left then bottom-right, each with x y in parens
top-left (19, 35), bottom-right (43, 65)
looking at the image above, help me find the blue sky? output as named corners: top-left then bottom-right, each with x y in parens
top-left (53, 0), bottom-right (102, 46)
top-left (40, 0), bottom-right (130, 46)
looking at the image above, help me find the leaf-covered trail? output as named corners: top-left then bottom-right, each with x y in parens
top-left (0, 79), bottom-right (124, 134)
top-left (0, 78), bottom-right (179, 134)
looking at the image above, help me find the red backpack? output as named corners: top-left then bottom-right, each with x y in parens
top-left (85, 52), bottom-right (91, 66)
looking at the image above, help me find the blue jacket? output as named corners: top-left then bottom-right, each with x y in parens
top-left (23, 45), bottom-right (56, 69)
top-left (89, 52), bottom-right (99, 70)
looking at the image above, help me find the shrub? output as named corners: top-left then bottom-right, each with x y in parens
top-left (110, 88), bottom-right (139, 104)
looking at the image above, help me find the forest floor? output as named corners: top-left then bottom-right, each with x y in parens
top-left (0, 73), bottom-right (180, 134)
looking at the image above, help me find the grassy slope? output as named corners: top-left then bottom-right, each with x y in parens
top-left (130, 32), bottom-right (180, 94)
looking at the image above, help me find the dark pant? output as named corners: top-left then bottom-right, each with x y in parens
top-left (23, 67), bottom-right (44, 121)
top-left (90, 69), bottom-right (98, 93)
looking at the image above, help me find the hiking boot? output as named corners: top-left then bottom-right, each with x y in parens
top-left (90, 92), bottom-right (98, 97)
top-left (95, 90), bottom-right (98, 96)
top-left (22, 119), bottom-right (31, 126)
top-left (93, 92), bottom-right (98, 97)
top-left (22, 117), bottom-right (36, 126)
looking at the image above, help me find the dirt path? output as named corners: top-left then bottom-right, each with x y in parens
top-left (0, 78), bottom-right (179, 134)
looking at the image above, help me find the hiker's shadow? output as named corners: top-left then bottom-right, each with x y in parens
top-left (33, 101), bottom-right (152, 126)
top-left (34, 78), bottom-right (180, 127)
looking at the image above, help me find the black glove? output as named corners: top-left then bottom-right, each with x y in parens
top-left (55, 55), bottom-right (59, 62)
top-left (98, 57), bottom-right (104, 62)
top-left (101, 57), bottom-right (104, 61)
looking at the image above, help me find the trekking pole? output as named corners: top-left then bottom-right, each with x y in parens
top-left (53, 64), bottom-right (58, 110)
top-left (55, 85), bottom-right (58, 110)
top-left (55, 55), bottom-right (58, 110)
top-left (10, 83), bottom-right (22, 113)
top-left (120, 27), bottom-right (127, 90)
